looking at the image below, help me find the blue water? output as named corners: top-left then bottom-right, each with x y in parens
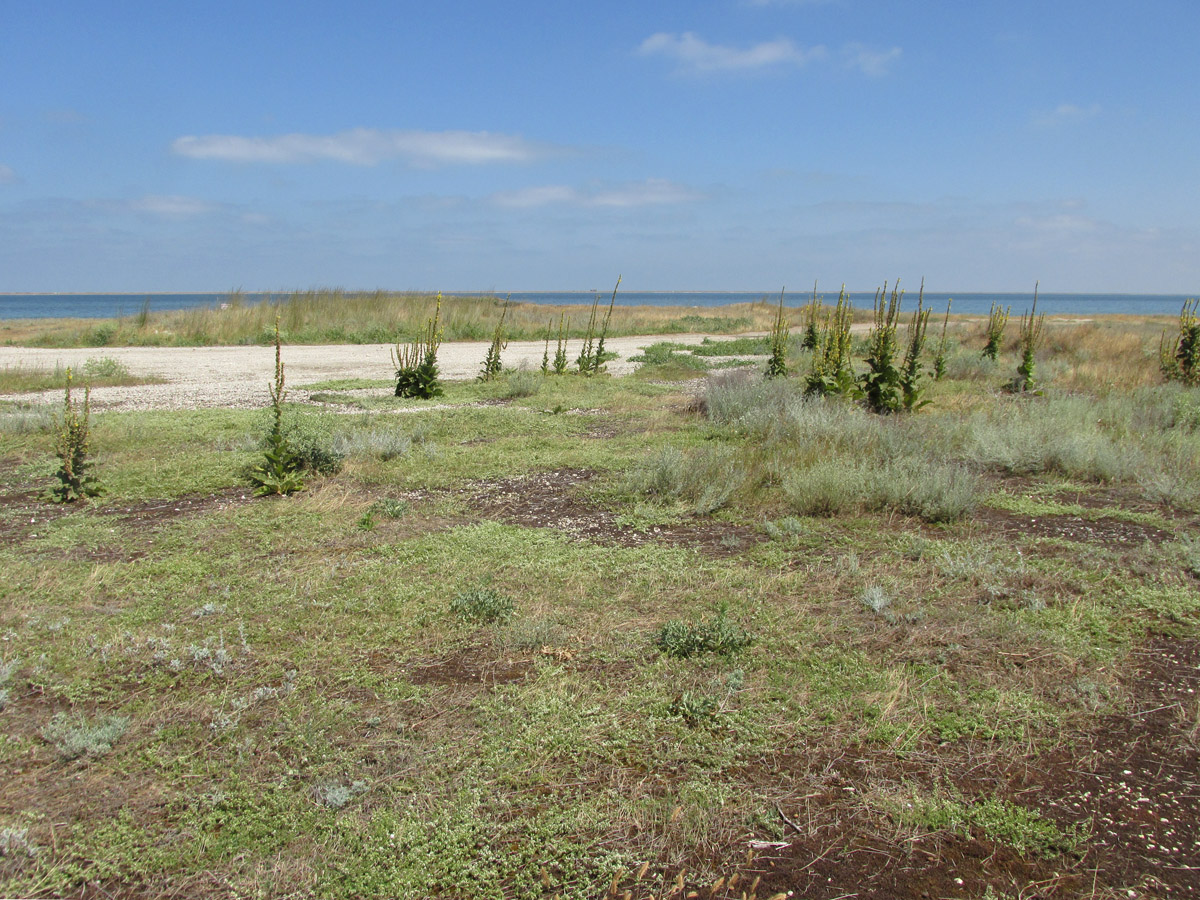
top-left (0, 290), bottom-right (1194, 320)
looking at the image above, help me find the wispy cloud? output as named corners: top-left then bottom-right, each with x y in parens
top-left (128, 194), bottom-right (215, 217)
top-left (491, 179), bottom-right (703, 209)
top-left (1032, 103), bottom-right (1102, 127)
top-left (745, 0), bottom-right (841, 6)
top-left (171, 128), bottom-right (553, 166)
top-left (0, 164), bottom-right (15, 185)
top-left (842, 43), bottom-right (901, 76)
top-left (43, 108), bottom-right (87, 124)
top-left (638, 32), bottom-right (827, 73)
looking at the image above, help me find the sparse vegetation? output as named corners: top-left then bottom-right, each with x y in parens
top-left (0, 303), bottom-right (1196, 900)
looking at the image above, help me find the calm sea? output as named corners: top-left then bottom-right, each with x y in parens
top-left (0, 291), bottom-right (1194, 321)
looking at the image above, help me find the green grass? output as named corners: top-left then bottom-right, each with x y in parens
top-left (0, 315), bottom-right (1197, 898)
top-left (0, 357), bottom-right (162, 393)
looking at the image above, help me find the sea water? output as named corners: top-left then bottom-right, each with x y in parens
top-left (0, 290), bottom-right (1194, 320)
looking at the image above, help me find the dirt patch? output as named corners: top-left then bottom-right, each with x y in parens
top-left (99, 488), bottom-right (255, 528)
top-left (0, 488), bottom-right (256, 559)
top-left (974, 506), bottom-right (1174, 549)
top-left (668, 633), bottom-right (1200, 900)
top-left (467, 468), bottom-right (763, 557)
top-left (397, 648), bottom-right (536, 686)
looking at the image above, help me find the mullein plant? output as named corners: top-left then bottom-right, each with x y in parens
top-left (765, 287), bottom-right (790, 378)
top-left (50, 368), bottom-right (101, 502)
top-left (982, 301), bottom-right (1010, 360)
top-left (1160, 298), bottom-right (1200, 385)
top-left (576, 276), bottom-right (620, 376)
top-left (805, 285), bottom-right (857, 397)
top-left (859, 281), bottom-right (904, 413)
top-left (479, 295), bottom-right (510, 381)
top-left (900, 280), bottom-right (932, 411)
top-left (553, 313), bottom-right (570, 375)
top-left (801, 281), bottom-right (822, 351)
top-left (246, 318), bottom-right (305, 496)
top-left (932, 298), bottom-right (952, 381)
top-left (1012, 284), bottom-right (1046, 393)
top-left (393, 292), bottom-right (443, 398)
top-left (540, 317), bottom-right (552, 375)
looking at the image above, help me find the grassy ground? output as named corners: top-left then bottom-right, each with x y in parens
top-left (0, 290), bottom-right (828, 348)
top-left (0, 357), bottom-right (161, 394)
top-left (0, 314), bottom-right (1197, 899)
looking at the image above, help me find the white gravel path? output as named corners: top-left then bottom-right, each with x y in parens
top-left (0, 333), bottom-right (762, 411)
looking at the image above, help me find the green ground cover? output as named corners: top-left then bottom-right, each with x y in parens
top-left (0, 313), bottom-right (1197, 899)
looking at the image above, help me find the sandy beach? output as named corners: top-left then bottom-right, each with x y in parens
top-left (0, 333), bottom-right (763, 411)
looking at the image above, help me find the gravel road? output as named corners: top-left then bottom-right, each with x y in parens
top-left (0, 334), bottom-right (758, 411)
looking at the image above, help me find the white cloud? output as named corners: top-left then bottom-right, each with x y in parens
top-left (842, 43), bottom-right (901, 76)
top-left (128, 194), bottom-right (215, 217)
top-left (638, 31), bottom-right (827, 73)
top-left (492, 179), bottom-right (703, 209)
top-left (172, 128), bottom-right (550, 166)
top-left (0, 164), bottom-right (15, 185)
top-left (1033, 103), bottom-right (1102, 127)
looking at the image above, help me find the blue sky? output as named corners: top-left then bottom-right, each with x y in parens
top-left (1, 0), bottom-right (1197, 293)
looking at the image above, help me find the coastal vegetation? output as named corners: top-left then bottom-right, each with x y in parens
top-left (0, 303), bottom-right (1197, 898)
top-left (0, 288), bottom-right (813, 348)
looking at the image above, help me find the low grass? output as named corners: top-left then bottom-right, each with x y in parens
top-left (0, 310), bottom-right (1197, 898)
top-left (0, 357), bottom-right (161, 393)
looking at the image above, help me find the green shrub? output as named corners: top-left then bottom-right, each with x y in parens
top-left (625, 445), bottom-right (744, 514)
top-left (782, 459), bottom-right (866, 517)
top-left (394, 293), bottom-right (444, 399)
top-left (479, 297), bottom-right (510, 382)
top-left (860, 282), bottom-right (904, 413)
top-left (42, 712), bottom-right (129, 759)
top-left (577, 277), bottom-right (620, 376)
top-left (50, 369), bottom-right (101, 502)
top-left (1160, 298), bottom-right (1200, 385)
top-left (246, 320), bottom-right (305, 496)
top-left (667, 691), bottom-right (720, 725)
top-left (333, 428), bottom-right (412, 461)
top-left (806, 286), bottom-right (857, 397)
top-left (982, 302), bottom-right (1010, 360)
top-left (81, 356), bottom-right (132, 379)
top-left (451, 586), bottom-right (515, 624)
top-left (498, 368), bottom-right (542, 399)
top-left (932, 299), bottom-right (952, 380)
top-left (765, 288), bottom-right (790, 379)
top-left (655, 606), bottom-right (752, 658)
top-left (1012, 287), bottom-right (1046, 393)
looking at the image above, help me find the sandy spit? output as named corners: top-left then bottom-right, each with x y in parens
top-left (0, 333), bottom-right (766, 411)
